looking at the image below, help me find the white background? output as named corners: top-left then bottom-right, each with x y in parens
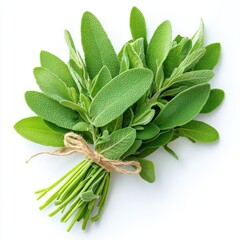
top-left (0, 0), bottom-right (239, 239)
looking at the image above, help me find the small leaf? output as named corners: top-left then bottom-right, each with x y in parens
top-left (164, 37), bottom-right (192, 77)
top-left (164, 145), bottom-right (178, 159)
top-left (194, 43), bottom-right (221, 70)
top-left (73, 122), bottom-right (90, 131)
top-left (177, 120), bottom-right (219, 142)
top-left (201, 89), bottom-right (224, 113)
top-left (121, 140), bottom-right (142, 158)
top-left (60, 100), bottom-right (86, 114)
top-left (136, 123), bottom-right (160, 140)
top-left (25, 91), bottom-right (80, 129)
top-left (130, 7), bottom-right (147, 47)
top-left (91, 66), bottom-right (112, 98)
top-left (34, 67), bottom-right (71, 101)
top-left (81, 11), bottom-right (120, 78)
top-left (90, 69), bottom-right (153, 127)
top-left (95, 127), bottom-right (136, 160)
top-left (161, 86), bottom-right (188, 97)
top-left (146, 20), bottom-right (172, 74)
top-left (80, 190), bottom-right (99, 202)
top-left (191, 20), bottom-right (204, 53)
top-left (14, 116), bottom-right (64, 147)
top-left (155, 84), bottom-right (210, 129)
top-left (138, 159), bottom-right (155, 183)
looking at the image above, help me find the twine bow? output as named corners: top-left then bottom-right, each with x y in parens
top-left (27, 132), bottom-right (141, 175)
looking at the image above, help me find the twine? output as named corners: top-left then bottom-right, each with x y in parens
top-left (27, 132), bottom-right (141, 175)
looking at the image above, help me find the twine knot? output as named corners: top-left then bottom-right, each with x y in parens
top-left (27, 132), bottom-right (141, 175)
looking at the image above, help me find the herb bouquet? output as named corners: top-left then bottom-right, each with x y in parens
top-left (15, 7), bottom-right (224, 231)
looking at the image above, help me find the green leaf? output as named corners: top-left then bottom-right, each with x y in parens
top-left (164, 145), bottom-right (178, 159)
top-left (155, 84), bottom-right (210, 129)
top-left (14, 116), bottom-right (64, 147)
top-left (73, 122), bottom-right (90, 131)
top-left (34, 67), bottom-right (71, 101)
top-left (80, 190), bottom-right (99, 202)
top-left (121, 140), bottom-right (142, 158)
top-left (44, 120), bottom-right (69, 134)
top-left (95, 127), bottom-right (136, 160)
top-left (40, 51), bottom-right (77, 89)
top-left (126, 43), bottom-right (144, 68)
top-left (25, 91), bottom-right (81, 129)
top-left (138, 159), bottom-right (155, 183)
top-left (137, 130), bottom-right (173, 158)
top-left (90, 68), bottom-right (153, 127)
top-left (201, 89), bottom-right (224, 113)
top-left (161, 86), bottom-right (188, 98)
top-left (136, 123), bottom-right (160, 140)
top-left (177, 120), bottom-right (219, 142)
top-left (130, 7), bottom-right (147, 47)
top-left (194, 43), bottom-right (221, 70)
top-left (191, 20), bottom-right (204, 53)
top-left (146, 20), bottom-right (172, 74)
top-left (81, 11), bottom-right (120, 78)
top-left (164, 37), bottom-right (192, 77)
top-left (171, 48), bottom-right (206, 77)
top-left (164, 70), bottom-right (215, 88)
top-left (91, 66), bottom-right (112, 98)
top-left (59, 100), bottom-right (86, 114)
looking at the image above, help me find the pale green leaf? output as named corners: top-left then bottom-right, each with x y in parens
top-left (90, 69), bottom-right (153, 127)
top-left (73, 122), bottom-right (90, 131)
top-left (14, 116), bottom-right (64, 147)
top-left (81, 11), bottom-right (120, 78)
top-left (95, 127), bottom-right (136, 160)
top-left (191, 20), bottom-right (204, 53)
top-left (25, 91), bottom-right (81, 129)
top-left (146, 20), bottom-right (172, 74)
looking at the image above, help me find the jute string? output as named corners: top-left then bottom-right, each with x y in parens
top-left (27, 132), bottom-right (141, 174)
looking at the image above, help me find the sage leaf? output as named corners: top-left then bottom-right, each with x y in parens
top-left (194, 43), bottom-right (221, 70)
top-left (126, 44), bottom-right (144, 68)
top-left (146, 20), bottom-right (172, 74)
top-left (60, 100), bottom-right (87, 114)
top-left (136, 123), bottom-right (160, 140)
top-left (81, 11), bottom-right (120, 78)
top-left (34, 67), bottom-right (72, 101)
top-left (161, 86), bottom-right (188, 98)
top-left (40, 51), bottom-right (77, 89)
top-left (164, 70), bottom-right (214, 88)
top-left (130, 7), bottom-right (147, 47)
top-left (191, 20), bottom-right (204, 53)
top-left (14, 116), bottom-right (64, 147)
top-left (138, 159), bottom-right (155, 183)
top-left (95, 127), bottom-right (136, 160)
top-left (201, 89), bottom-right (224, 113)
top-left (121, 140), bottom-right (142, 159)
top-left (155, 84), bottom-right (210, 129)
top-left (164, 145), bottom-right (178, 159)
top-left (80, 190), bottom-right (99, 202)
top-left (73, 122), bottom-right (90, 131)
top-left (91, 66), bottom-right (112, 98)
top-left (164, 37), bottom-right (192, 77)
top-left (177, 120), bottom-right (219, 142)
top-left (44, 120), bottom-right (69, 134)
top-left (25, 91), bottom-right (81, 129)
top-left (90, 69), bottom-right (153, 127)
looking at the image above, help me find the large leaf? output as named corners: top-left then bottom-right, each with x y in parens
top-left (155, 84), bottom-right (210, 129)
top-left (40, 51), bottom-right (77, 89)
top-left (81, 11), bottom-right (120, 78)
top-left (25, 91), bottom-right (81, 129)
top-left (90, 68), bottom-right (153, 127)
top-left (194, 43), bottom-right (221, 70)
top-left (130, 7), bottom-right (147, 47)
top-left (34, 67), bottom-right (71, 101)
top-left (146, 20), bottom-right (172, 74)
top-left (14, 116), bottom-right (64, 147)
top-left (201, 89), bottom-right (224, 113)
top-left (138, 159), bottom-right (155, 183)
top-left (177, 120), bottom-right (219, 142)
top-left (95, 128), bottom-right (136, 159)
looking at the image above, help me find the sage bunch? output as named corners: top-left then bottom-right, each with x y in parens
top-left (15, 7), bottom-right (224, 231)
